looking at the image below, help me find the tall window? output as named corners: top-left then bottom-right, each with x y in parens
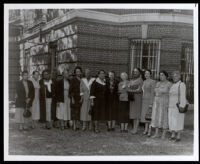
top-left (181, 43), bottom-right (194, 103)
top-left (130, 39), bottom-right (161, 79)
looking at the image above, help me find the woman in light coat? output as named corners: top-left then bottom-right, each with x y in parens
top-left (80, 68), bottom-right (95, 131)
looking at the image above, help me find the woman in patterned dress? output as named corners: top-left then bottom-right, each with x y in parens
top-left (149, 70), bottom-right (172, 139)
top-left (168, 71), bottom-right (187, 142)
top-left (129, 68), bottom-right (143, 134)
top-left (140, 69), bottom-right (156, 135)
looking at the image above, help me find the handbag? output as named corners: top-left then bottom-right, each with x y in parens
top-left (176, 82), bottom-right (189, 113)
top-left (23, 103), bottom-right (32, 118)
top-left (145, 106), bottom-right (152, 121)
top-left (128, 91), bottom-right (135, 101)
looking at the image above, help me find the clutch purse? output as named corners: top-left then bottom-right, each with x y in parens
top-left (23, 104), bottom-right (32, 118)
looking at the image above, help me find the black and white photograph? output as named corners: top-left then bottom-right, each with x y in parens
top-left (4, 3), bottom-right (199, 161)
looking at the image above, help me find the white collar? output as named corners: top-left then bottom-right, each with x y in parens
top-left (96, 77), bottom-right (106, 85)
top-left (82, 78), bottom-right (95, 90)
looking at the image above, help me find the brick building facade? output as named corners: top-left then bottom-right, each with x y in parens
top-left (9, 9), bottom-right (194, 102)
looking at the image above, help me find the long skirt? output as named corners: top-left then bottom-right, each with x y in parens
top-left (56, 90), bottom-right (71, 121)
top-left (168, 107), bottom-right (185, 131)
top-left (107, 96), bottom-right (118, 121)
top-left (80, 99), bottom-right (91, 121)
top-left (31, 91), bottom-right (40, 120)
top-left (45, 98), bottom-right (52, 122)
top-left (129, 93), bottom-right (142, 119)
top-left (140, 98), bottom-right (151, 123)
top-left (15, 108), bottom-right (31, 124)
top-left (118, 101), bottom-right (129, 123)
top-left (150, 96), bottom-right (169, 129)
top-left (15, 108), bottom-right (25, 123)
top-left (92, 97), bottom-right (106, 121)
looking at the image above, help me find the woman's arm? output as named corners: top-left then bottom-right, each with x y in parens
top-left (179, 82), bottom-right (187, 107)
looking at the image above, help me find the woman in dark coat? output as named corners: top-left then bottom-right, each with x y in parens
top-left (106, 71), bottom-right (119, 131)
top-left (39, 69), bottom-right (55, 129)
top-left (15, 70), bottom-right (35, 131)
top-left (69, 66), bottom-right (82, 131)
top-left (55, 69), bottom-right (71, 130)
top-left (90, 70), bottom-right (107, 133)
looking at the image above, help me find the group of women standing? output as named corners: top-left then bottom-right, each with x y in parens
top-left (15, 66), bottom-right (187, 142)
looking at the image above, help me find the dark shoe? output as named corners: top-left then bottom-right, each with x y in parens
top-left (124, 130), bottom-right (128, 133)
top-left (169, 137), bottom-right (176, 140)
top-left (107, 128), bottom-right (111, 132)
top-left (175, 138), bottom-right (181, 142)
top-left (111, 128), bottom-right (115, 131)
top-left (120, 130), bottom-right (123, 133)
top-left (94, 129), bottom-right (100, 133)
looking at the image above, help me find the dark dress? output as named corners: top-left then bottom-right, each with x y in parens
top-left (39, 79), bottom-right (55, 123)
top-left (69, 77), bottom-right (81, 120)
top-left (105, 79), bottom-right (119, 121)
top-left (118, 81), bottom-right (130, 123)
top-left (15, 80), bottom-right (35, 108)
top-left (90, 79), bottom-right (107, 121)
top-left (51, 78), bottom-right (58, 121)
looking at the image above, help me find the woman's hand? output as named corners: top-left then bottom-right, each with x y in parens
top-left (26, 98), bottom-right (30, 104)
top-left (90, 99), bottom-right (94, 106)
top-left (80, 96), bottom-right (83, 103)
top-left (71, 97), bottom-right (75, 104)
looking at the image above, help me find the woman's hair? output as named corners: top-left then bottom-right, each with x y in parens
top-left (172, 70), bottom-right (181, 77)
top-left (98, 69), bottom-right (106, 75)
top-left (42, 69), bottom-right (50, 76)
top-left (133, 67), bottom-right (144, 80)
top-left (74, 66), bottom-right (82, 74)
top-left (32, 70), bottom-right (39, 75)
top-left (159, 70), bottom-right (169, 78)
top-left (22, 70), bottom-right (28, 75)
top-left (120, 72), bottom-right (128, 80)
top-left (144, 69), bottom-right (152, 75)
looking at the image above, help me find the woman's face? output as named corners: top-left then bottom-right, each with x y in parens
top-left (75, 69), bottom-right (82, 78)
top-left (121, 73), bottom-right (127, 81)
top-left (109, 72), bottom-right (114, 81)
top-left (98, 71), bottom-right (105, 80)
top-left (63, 71), bottom-right (69, 79)
top-left (43, 72), bottom-right (50, 80)
top-left (173, 73), bottom-right (180, 83)
top-left (133, 69), bottom-right (140, 78)
top-left (22, 73), bottom-right (28, 81)
top-left (160, 73), bottom-right (166, 81)
top-left (145, 71), bottom-right (151, 79)
top-left (33, 72), bottom-right (39, 80)
top-left (85, 69), bottom-right (91, 79)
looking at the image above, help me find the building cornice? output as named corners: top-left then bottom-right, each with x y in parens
top-left (19, 9), bottom-right (193, 42)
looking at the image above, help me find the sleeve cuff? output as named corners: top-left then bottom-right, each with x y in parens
top-left (80, 93), bottom-right (84, 96)
top-left (90, 96), bottom-right (95, 99)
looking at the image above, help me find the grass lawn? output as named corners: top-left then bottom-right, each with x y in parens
top-left (8, 110), bottom-right (194, 156)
